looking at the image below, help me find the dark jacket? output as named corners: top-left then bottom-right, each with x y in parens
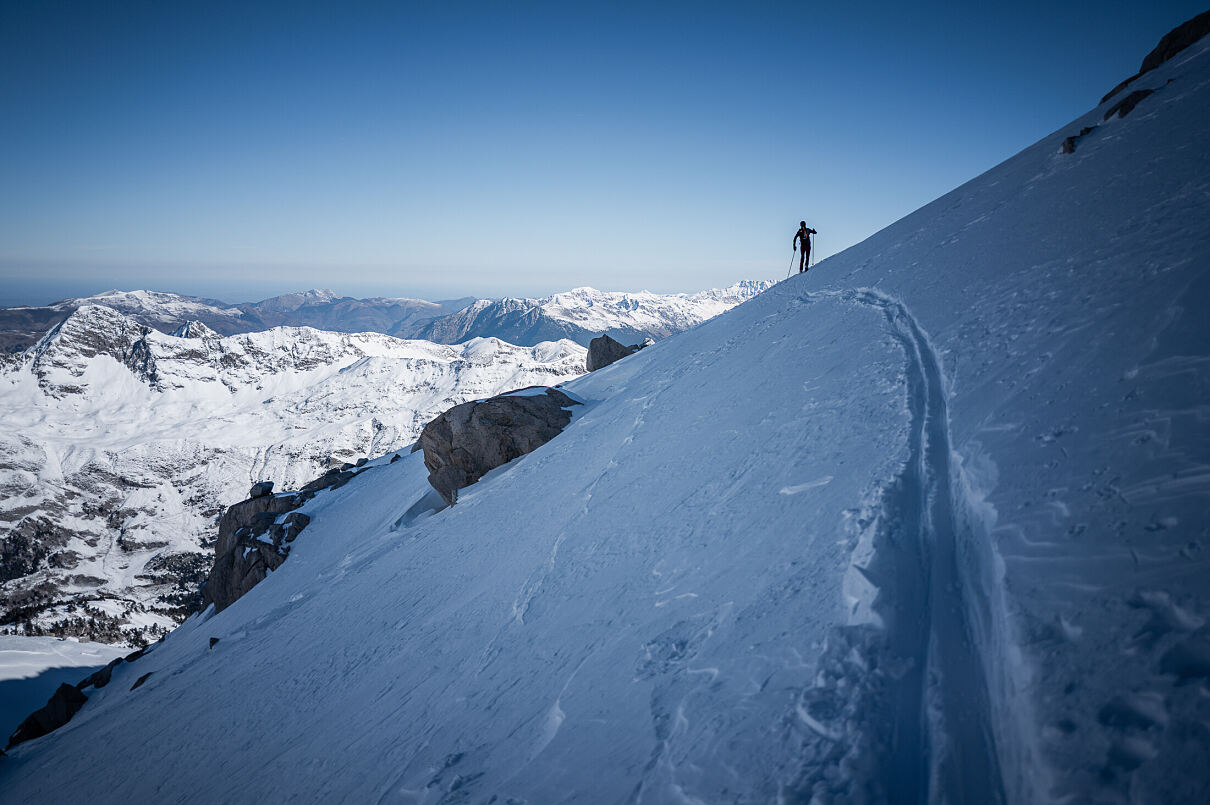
top-left (794, 226), bottom-right (816, 250)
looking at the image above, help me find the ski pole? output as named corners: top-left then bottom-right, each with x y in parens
top-left (810, 232), bottom-right (815, 268)
top-left (787, 247), bottom-right (797, 278)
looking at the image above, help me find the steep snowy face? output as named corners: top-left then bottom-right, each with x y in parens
top-left (414, 281), bottom-right (774, 346)
top-left (4, 27), bottom-right (1209, 805)
top-left (26, 305), bottom-right (162, 393)
top-left (0, 309), bottom-right (586, 644)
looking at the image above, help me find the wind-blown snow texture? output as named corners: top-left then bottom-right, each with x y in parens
top-left (3, 35), bottom-right (1210, 805)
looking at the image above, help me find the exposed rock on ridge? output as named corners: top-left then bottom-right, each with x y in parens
top-left (414, 388), bottom-right (582, 506)
top-left (1101, 9), bottom-right (1210, 102)
top-left (201, 465), bottom-right (370, 613)
top-left (6, 643), bottom-right (148, 750)
top-left (5, 683), bottom-right (87, 750)
top-left (1060, 11), bottom-right (1209, 155)
top-left (586, 333), bottom-right (645, 372)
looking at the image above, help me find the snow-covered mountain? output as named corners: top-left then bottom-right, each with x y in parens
top-left (0, 304), bottom-right (587, 644)
top-left (413, 281), bottom-right (774, 346)
top-left (0, 288), bottom-right (471, 353)
top-left (5, 19), bottom-right (1209, 804)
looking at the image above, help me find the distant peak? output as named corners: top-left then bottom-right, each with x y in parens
top-left (171, 320), bottom-right (220, 339)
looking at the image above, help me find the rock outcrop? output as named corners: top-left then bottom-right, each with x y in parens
top-left (6, 645), bottom-right (150, 750)
top-left (1104, 88), bottom-right (1155, 120)
top-left (201, 465), bottom-right (362, 613)
top-left (6, 683), bottom-right (87, 750)
top-left (414, 388), bottom-right (581, 506)
top-left (586, 334), bottom-right (643, 372)
top-left (1101, 10), bottom-right (1210, 103)
top-left (1061, 11), bottom-right (1209, 156)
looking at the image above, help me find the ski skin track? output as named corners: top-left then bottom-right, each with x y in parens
top-left (803, 285), bottom-right (1011, 803)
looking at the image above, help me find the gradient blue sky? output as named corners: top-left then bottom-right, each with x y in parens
top-left (1, 0), bottom-right (1205, 305)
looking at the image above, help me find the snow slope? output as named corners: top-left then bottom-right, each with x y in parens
top-left (3, 30), bottom-right (1210, 805)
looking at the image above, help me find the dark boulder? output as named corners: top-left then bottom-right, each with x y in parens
top-left (414, 388), bottom-right (581, 506)
top-left (248, 481), bottom-right (274, 499)
top-left (586, 334), bottom-right (642, 372)
top-left (6, 683), bottom-right (88, 750)
top-left (130, 672), bottom-right (152, 691)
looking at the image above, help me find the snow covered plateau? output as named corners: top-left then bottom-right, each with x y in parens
top-left (2, 23), bottom-right (1210, 805)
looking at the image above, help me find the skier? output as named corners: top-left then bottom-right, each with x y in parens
top-left (793, 221), bottom-right (817, 273)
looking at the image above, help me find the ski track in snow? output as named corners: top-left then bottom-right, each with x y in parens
top-left (785, 287), bottom-right (1009, 803)
top-left (852, 288), bottom-right (1006, 804)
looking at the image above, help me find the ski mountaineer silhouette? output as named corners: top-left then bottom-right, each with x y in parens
top-left (794, 221), bottom-right (817, 273)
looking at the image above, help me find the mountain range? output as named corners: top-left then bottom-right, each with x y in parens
top-left (0, 282), bottom-right (772, 354)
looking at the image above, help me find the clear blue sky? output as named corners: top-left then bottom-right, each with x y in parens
top-left (1, 0), bottom-right (1204, 305)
